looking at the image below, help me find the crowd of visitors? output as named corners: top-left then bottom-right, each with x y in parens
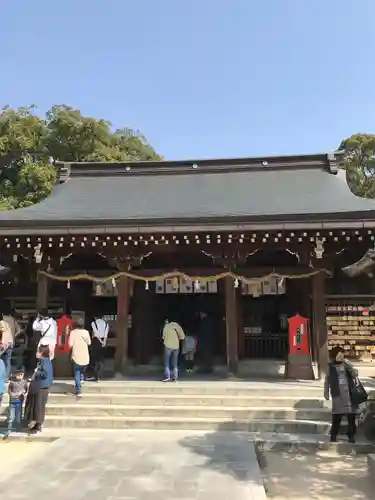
top-left (0, 305), bottom-right (368, 443)
top-left (0, 306), bottom-right (109, 434)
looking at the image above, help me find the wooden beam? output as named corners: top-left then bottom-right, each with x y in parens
top-left (36, 272), bottom-right (48, 312)
top-left (114, 276), bottom-right (130, 373)
top-left (225, 276), bottom-right (238, 374)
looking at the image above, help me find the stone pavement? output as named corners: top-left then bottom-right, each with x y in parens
top-left (0, 430), bottom-right (267, 500)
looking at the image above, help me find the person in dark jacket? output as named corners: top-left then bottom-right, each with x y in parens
top-left (0, 348), bottom-right (6, 409)
top-left (24, 345), bottom-right (53, 434)
top-left (197, 311), bottom-right (214, 374)
top-left (324, 346), bottom-right (359, 443)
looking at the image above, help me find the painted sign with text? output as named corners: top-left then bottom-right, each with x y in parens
top-left (56, 315), bottom-right (74, 353)
top-left (287, 314), bottom-right (310, 356)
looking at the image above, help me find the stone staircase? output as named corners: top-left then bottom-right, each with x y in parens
top-left (2, 379), bottom-right (373, 445)
top-left (1, 380), bottom-right (334, 434)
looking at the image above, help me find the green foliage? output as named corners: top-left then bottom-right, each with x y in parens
top-left (0, 104), bottom-right (161, 210)
top-left (340, 133), bottom-right (375, 198)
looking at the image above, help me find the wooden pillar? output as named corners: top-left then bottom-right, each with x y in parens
top-left (312, 272), bottom-right (327, 378)
top-left (133, 281), bottom-right (154, 364)
top-left (36, 272), bottom-right (48, 312)
top-left (114, 276), bottom-right (130, 373)
top-left (237, 291), bottom-right (245, 359)
top-left (225, 276), bottom-right (238, 374)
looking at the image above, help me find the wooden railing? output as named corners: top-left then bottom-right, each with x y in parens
top-left (244, 334), bottom-right (288, 359)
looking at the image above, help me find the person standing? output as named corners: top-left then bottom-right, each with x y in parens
top-left (324, 346), bottom-right (359, 443)
top-left (69, 319), bottom-right (91, 396)
top-left (0, 341), bottom-right (6, 413)
top-left (162, 319), bottom-right (185, 382)
top-left (1, 305), bottom-right (21, 378)
top-left (90, 316), bottom-right (109, 381)
top-left (32, 309), bottom-right (58, 360)
top-left (24, 345), bottom-right (53, 435)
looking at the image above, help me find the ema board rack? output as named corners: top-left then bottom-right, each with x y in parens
top-left (326, 298), bottom-right (375, 361)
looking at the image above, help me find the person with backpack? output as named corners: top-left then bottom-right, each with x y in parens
top-left (324, 346), bottom-right (367, 443)
top-left (90, 316), bottom-right (109, 381)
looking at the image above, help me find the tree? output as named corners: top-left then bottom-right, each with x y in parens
top-left (339, 133), bottom-right (375, 198)
top-left (0, 104), bottom-right (161, 209)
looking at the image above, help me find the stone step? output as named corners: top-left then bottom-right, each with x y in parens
top-left (12, 415), bottom-right (331, 433)
top-left (51, 380), bottom-right (326, 397)
top-left (38, 404), bottom-right (332, 421)
top-left (35, 394), bottom-right (332, 408)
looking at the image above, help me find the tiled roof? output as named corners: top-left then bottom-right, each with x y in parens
top-left (0, 152), bottom-right (374, 230)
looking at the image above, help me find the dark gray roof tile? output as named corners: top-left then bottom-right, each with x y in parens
top-left (0, 153), bottom-right (374, 227)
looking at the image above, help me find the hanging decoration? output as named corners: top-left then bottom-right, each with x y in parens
top-left (38, 268), bottom-right (331, 288)
top-left (314, 238), bottom-right (325, 259)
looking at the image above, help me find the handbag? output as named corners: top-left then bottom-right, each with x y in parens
top-left (349, 377), bottom-right (368, 406)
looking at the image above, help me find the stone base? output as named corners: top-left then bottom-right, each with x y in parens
top-left (52, 353), bottom-right (72, 378)
top-left (285, 353), bottom-right (315, 380)
top-left (368, 455), bottom-right (375, 485)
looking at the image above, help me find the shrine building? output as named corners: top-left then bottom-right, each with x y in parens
top-left (1, 151), bottom-right (375, 377)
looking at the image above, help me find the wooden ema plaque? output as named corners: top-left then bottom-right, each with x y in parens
top-left (285, 314), bottom-right (315, 380)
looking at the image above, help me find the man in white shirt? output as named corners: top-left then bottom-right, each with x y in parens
top-left (91, 317), bottom-right (109, 346)
top-left (32, 309), bottom-right (58, 360)
top-left (90, 316), bottom-right (109, 381)
top-left (69, 318), bottom-right (91, 396)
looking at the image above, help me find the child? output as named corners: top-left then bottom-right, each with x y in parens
top-left (7, 367), bottom-right (28, 435)
top-left (182, 335), bottom-right (197, 373)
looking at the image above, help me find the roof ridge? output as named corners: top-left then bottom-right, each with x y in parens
top-left (57, 151), bottom-right (343, 181)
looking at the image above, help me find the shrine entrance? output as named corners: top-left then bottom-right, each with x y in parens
top-left (129, 278), bottom-right (226, 364)
top-left (153, 292), bottom-right (226, 357)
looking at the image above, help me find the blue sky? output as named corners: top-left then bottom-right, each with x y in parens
top-left (1, 0), bottom-right (374, 159)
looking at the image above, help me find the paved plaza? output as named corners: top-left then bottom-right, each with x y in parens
top-left (0, 430), bottom-right (267, 500)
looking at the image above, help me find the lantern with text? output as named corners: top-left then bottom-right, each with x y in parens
top-left (285, 314), bottom-right (314, 379)
top-left (56, 315), bottom-right (74, 353)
